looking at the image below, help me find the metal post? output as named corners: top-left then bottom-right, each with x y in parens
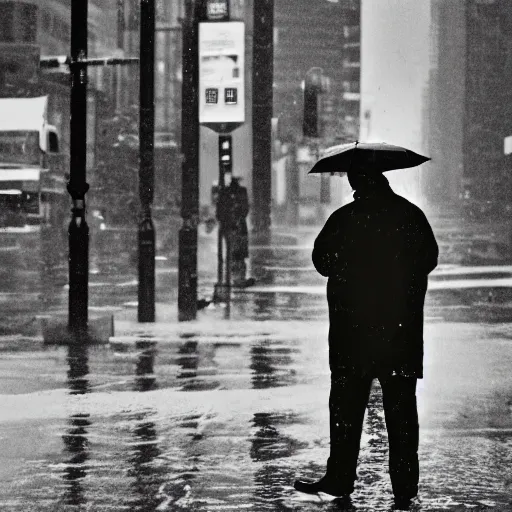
top-left (178, 0), bottom-right (200, 321)
top-left (303, 83), bottom-right (319, 138)
top-left (214, 133), bottom-right (231, 304)
top-left (252, 0), bottom-right (274, 240)
top-left (68, 0), bottom-right (89, 335)
top-left (216, 138), bottom-right (226, 292)
top-left (217, 218), bottom-right (224, 288)
top-left (287, 141), bottom-right (299, 226)
top-left (224, 229), bottom-right (231, 319)
top-left (138, 0), bottom-right (156, 322)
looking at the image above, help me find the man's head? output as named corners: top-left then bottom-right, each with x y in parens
top-left (347, 169), bottom-right (388, 192)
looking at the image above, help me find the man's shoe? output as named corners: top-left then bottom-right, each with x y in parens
top-left (293, 476), bottom-right (351, 498)
top-left (393, 495), bottom-right (421, 511)
top-left (332, 495), bottom-right (354, 510)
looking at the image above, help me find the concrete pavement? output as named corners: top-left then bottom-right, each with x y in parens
top-left (1, 222), bottom-right (512, 510)
top-left (0, 311), bottom-right (511, 510)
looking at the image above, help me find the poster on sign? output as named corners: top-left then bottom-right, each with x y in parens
top-left (199, 22), bottom-right (245, 126)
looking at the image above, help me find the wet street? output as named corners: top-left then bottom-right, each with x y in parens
top-left (0, 226), bottom-right (512, 510)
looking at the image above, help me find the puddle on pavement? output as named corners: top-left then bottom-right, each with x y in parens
top-left (0, 327), bottom-right (511, 510)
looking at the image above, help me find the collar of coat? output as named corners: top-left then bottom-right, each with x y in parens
top-left (353, 181), bottom-right (394, 201)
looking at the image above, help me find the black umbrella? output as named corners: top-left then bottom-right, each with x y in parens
top-left (308, 141), bottom-right (430, 175)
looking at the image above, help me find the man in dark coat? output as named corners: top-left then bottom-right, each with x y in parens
top-left (294, 169), bottom-right (438, 509)
top-left (216, 177), bottom-right (250, 286)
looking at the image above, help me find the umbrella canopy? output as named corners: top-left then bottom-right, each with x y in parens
top-left (308, 141), bottom-right (430, 175)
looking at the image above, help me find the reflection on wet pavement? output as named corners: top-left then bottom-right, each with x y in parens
top-left (62, 413), bottom-right (90, 507)
top-left (127, 413), bottom-right (165, 511)
top-left (67, 344), bottom-right (90, 395)
top-left (176, 337), bottom-right (222, 392)
top-left (250, 339), bottom-right (296, 389)
top-left (251, 413), bottom-right (305, 511)
top-left (0, 324), bottom-right (510, 511)
top-left (6, 233), bottom-right (512, 335)
top-left (128, 344), bottom-right (167, 510)
top-left (1, 234), bottom-right (512, 510)
top-left (63, 344), bottom-right (91, 508)
top-left (134, 340), bottom-right (158, 392)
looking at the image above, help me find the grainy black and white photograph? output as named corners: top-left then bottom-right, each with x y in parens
top-left (0, 0), bottom-right (512, 510)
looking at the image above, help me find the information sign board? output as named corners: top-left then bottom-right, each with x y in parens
top-left (199, 22), bottom-right (245, 128)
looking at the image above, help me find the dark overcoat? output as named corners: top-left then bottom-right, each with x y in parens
top-left (312, 183), bottom-right (438, 378)
top-left (217, 183), bottom-right (249, 259)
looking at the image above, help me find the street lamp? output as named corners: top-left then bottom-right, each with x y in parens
top-left (40, 2), bottom-right (140, 337)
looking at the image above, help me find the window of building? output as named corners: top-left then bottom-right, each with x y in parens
top-left (18, 4), bottom-right (37, 43)
top-left (89, 32), bottom-right (97, 53)
top-left (117, 0), bottom-right (125, 48)
top-left (41, 11), bottom-right (52, 32)
top-left (53, 17), bottom-right (70, 44)
top-left (0, 2), bottom-right (15, 42)
top-left (48, 131), bottom-right (59, 153)
top-left (343, 25), bottom-right (360, 41)
top-left (342, 80), bottom-right (359, 93)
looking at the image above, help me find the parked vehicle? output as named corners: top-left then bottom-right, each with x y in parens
top-left (0, 96), bottom-right (68, 270)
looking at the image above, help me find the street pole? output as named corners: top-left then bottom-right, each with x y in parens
top-left (138, 0), bottom-right (156, 322)
top-left (215, 136), bottom-right (227, 299)
top-left (252, 0), bottom-right (274, 240)
top-left (40, 10), bottom-right (139, 340)
top-left (225, 225), bottom-right (231, 319)
top-left (68, 0), bottom-right (89, 336)
top-left (287, 142), bottom-right (299, 226)
top-left (214, 134), bottom-right (232, 306)
top-left (178, 0), bottom-right (200, 321)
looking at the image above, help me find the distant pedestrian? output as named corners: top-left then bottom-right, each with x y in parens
top-left (216, 177), bottom-right (252, 287)
top-left (294, 168), bottom-right (438, 510)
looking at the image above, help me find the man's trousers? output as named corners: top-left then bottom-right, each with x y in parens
top-left (327, 372), bottom-right (419, 498)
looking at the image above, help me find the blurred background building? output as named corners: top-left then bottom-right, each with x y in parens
top-left (425, 0), bottom-right (512, 216)
top-left (271, 0), bottom-right (361, 221)
top-left (273, 0), bottom-right (360, 143)
top-left (359, 0), bottom-right (512, 218)
top-left (0, 0), bottom-right (363, 226)
top-left (0, 0), bottom-right (183, 221)
top-left (2, 0), bottom-right (510, 226)
top-left (359, 0), bottom-right (432, 208)
top-left (0, 0), bottom-right (123, 170)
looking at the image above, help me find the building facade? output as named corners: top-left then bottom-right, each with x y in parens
top-left (270, 0), bottom-right (360, 219)
top-left (273, 0), bottom-right (360, 143)
top-left (0, 0), bottom-right (128, 172)
top-left (359, 0), bottom-right (432, 207)
top-left (425, 0), bottom-right (512, 210)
